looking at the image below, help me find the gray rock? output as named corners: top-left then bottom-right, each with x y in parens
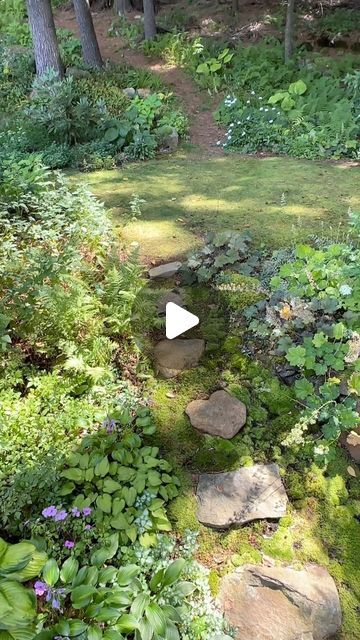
top-left (197, 464), bottom-right (287, 529)
top-left (154, 338), bottom-right (205, 378)
top-left (65, 67), bottom-right (91, 78)
top-left (186, 390), bottom-right (246, 439)
top-left (160, 127), bottom-right (179, 152)
top-left (123, 87), bottom-right (136, 98)
top-left (217, 563), bottom-right (341, 640)
top-left (137, 88), bottom-right (152, 98)
top-left (157, 290), bottom-right (184, 315)
top-left (149, 261), bottom-right (182, 279)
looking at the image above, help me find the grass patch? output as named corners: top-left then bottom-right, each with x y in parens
top-left (80, 155), bottom-right (359, 260)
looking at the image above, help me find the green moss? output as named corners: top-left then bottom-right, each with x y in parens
top-left (208, 570), bottom-right (220, 596)
top-left (78, 156), bottom-right (360, 259)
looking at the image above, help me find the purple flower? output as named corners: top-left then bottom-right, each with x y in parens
top-left (52, 598), bottom-right (61, 610)
top-left (42, 506), bottom-right (57, 518)
top-left (82, 507), bottom-right (92, 517)
top-left (71, 507), bottom-right (81, 518)
top-left (34, 581), bottom-right (47, 596)
top-left (54, 509), bottom-right (67, 522)
top-left (64, 540), bottom-right (75, 549)
top-left (84, 524), bottom-right (92, 530)
top-left (102, 417), bottom-right (116, 433)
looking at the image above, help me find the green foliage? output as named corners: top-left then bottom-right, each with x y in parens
top-left (311, 8), bottom-right (360, 37)
top-left (184, 230), bottom-right (252, 283)
top-left (246, 213), bottom-right (360, 461)
top-left (196, 48), bottom-right (234, 92)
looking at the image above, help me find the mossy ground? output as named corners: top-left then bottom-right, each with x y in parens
top-left (79, 154), bottom-right (359, 261)
top-left (75, 153), bottom-right (360, 637)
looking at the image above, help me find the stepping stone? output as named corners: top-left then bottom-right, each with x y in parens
top-left (157, 290), bottom-right (184, 315)
top-left (149, 261), bottom-right (182, 279)
top-left (185, 390), bottom-right (246, 439)
top-left (217, 563), bottom-right (341, 640)
top-left (153, 338), bottom-right (205, 379)
top-left (196, 463), bottom-right (287, 529)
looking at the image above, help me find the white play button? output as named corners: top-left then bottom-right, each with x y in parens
top-left (166, 302), bottom-right (199, 340)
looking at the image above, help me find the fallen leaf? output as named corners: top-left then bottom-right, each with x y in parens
top-left (347, 466), bottom-right (357, 477)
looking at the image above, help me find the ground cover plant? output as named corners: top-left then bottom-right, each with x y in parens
top-left (0, 1), bottom-right (359, 638)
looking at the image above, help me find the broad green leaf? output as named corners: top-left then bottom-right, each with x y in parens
top-left (87, 626), bottom-right (103, 640)
top-left (60, 557), bottom-right (79, 584)
top-left (286, 345), bottom-right (306, 367)
top-left (103, 478), bottom-right (122, 494)
top-left (0, 542), bottom-right (34, 576)
top-left (71, 584), bottom-right (97, 609)
top-left (61, 468), bottom-right (83, 483)
top-left (96, 494), bottom-right (112, 514)
top-left (95, 457), bottom-right (110, 477)
top-left (145, 603), bottom-right (166, 636)
top-left (116, 613), bottom-right (139, 633)
top-left (162, 559), bottom-right (185, 587)
top-left (288, 79), bottom-right (307, 95)
top-left (117, 565), bottom-right (139, 586)
top-left (131, 592), bottom-right (151, 618)
top-left (42, 559), bottom-right (59, 587)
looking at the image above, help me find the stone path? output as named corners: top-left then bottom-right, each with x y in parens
top-left (186, 390), bottom-right (246, 439)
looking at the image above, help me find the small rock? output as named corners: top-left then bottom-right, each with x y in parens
top-left (160, 127), bottom-right (179, 152)
top-left (122, 87), bottom-right (136, 98)
top-left (137, 88), bottom-right (151, 98)
top-left (186, 390), bottom-right (246, 439)
top-left (157, 290), bottom-right (184, 315)
top-left (65, 66), bottom-right (91, 78)
top-left (217, 563), bottom-right (342, 640)
top-left (153, 338), bottom-right (205, 379)
top-left (149, 261), bottom-right (182, 279)
top-left (340, 427), bottom-right (360, 463)
top-left (196, 464), bottom-right (288, 529)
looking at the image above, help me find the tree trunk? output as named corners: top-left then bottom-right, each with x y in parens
top-left (73, 0), bottom-right (103, 68)
top-left (143, 0), bottom-right (157, 40)
top-left (26, 0), bottom-right (63, 77)
top-left (232, 0), bottom-right (239, 12)
top-left (114, 0), bottom-right (131, 15)
top-left (284, 0), bottom-right (295, 63)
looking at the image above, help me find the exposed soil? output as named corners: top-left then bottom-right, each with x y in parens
top-left (55, 7), bottom-right (225, 155)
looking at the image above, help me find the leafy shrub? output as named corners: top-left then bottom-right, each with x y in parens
top-left (311, 8), bottom-right (360, 37)
top-left (245, 211), bottom-right (360, 462)
top-left (75, 73), bottom-right (130, 117)
top-left (183, 231), bottom-right (252, 283)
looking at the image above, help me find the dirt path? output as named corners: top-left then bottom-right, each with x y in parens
top-left (56, 7), bottom-right (224, 155)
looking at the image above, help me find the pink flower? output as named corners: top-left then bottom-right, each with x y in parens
top-left (64, 540), bottom-right (75, 549)
top-left (34, 581), bottom-right (47, 596)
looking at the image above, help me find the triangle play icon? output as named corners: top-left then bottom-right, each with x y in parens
top-left (166, 302), bottom-right (199, 340)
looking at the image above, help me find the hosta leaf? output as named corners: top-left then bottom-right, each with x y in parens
top-left (103, 478), bottom-right (122, 494)
top-left (60, 557), bottom-right (79, 584)
top-left (87, 625), bottom-right (103, 640)
top-left (162, 559), bottom-right (185, 587)
top-left (165, 621), bottom-right (180, 640)
top-left (96, 493), bottom-right (112, 514)
top-left (95, 607), bottom-right (121, 623)
top-left (42, 559), bottom-right (59, 587)
top-left (110, 513), bottom-right (129, 530)
top-left (0, 542), bottom-right (34, 576)
top-left (61, 468), bottom-right (83, 483)
top-left (117, 565), bottom-right (139, 586)
top-left (145, 603), bottom-right (167, 636)
top-left (71, 584), bottom-right (97, 609)
top-left (130, 592), bottom-right (151, 618)
top-left (114, 613), bottom-right (138, 632)
top-left (95, 457), bottom-right (110, 477)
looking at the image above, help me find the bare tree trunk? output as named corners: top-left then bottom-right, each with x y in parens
top-left (26, 0), bottom-right (63, 77)
top-left (232, 0), bottom-right (239, 12)
top-left (114, 0), bottom-right (131, 15)
top-left (73, 0), bottom-right (103, 68)
top-left (284, 0), bottom-right (295, 63)
top-left (143, 0), bottom-right (157, 40)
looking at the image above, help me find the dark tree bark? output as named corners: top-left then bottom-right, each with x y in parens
top-left (26, 0), bottom-right (63, 77)
top-left (114, 0), bottom-right (131, 15)
top-left (284, 0), bottom-right (295, 63)
top-left (232, 0), bottom-right (239, 12)
top-left (143, 0), bottom-right (157, 40)
top-left (73, 0), bottom-right (103, 68)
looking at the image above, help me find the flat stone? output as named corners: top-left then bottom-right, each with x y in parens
top-left (153, 338), bottom-right (205, 379)
top-left (186, 390), bottom-right (246, 439)
top-left (149, 261), bottom-right (182, 279)
top-left (217, 563), bottom-right (341, 640)
top-left (340, 427), bottom-right (360, 463)
top-left (157, 290), bottom-right (184, 315)
top-left (196, 464), bottom-right (287, 529)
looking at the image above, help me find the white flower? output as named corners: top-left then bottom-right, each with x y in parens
top-left (269, 119), bottom-right (273, 123)
top-left (246, 116), bottom-right (250, 120)
top-left (216, 141), bottom-right (221, 146)
top-left (228, 135), bottom-right (232, 139)
top-left (272, 107), bottom-right (276, 110)
top-left (242, 131), bottom-right (246, 136)
top-left (259, 96), bottom-right (263, 100)
top-left (259, 107), bottom-right (263, 111)
top-left (339, 284), bottom-right (352, 296)
top-left (246, 100), bottom-right (250, 104)
top-left (277, 111), bottom-right (281, 115)
top-left (265, 108), bottom-right (269, 112)
top-left (251, 90), bottom-right (255, 95)
top-left (237, 120), bottom-right (241, 124)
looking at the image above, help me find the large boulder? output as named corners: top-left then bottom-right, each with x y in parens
top-left (196, 464), bottom-right (288, 529)
top-left (186, 390), bottom-right (246, 439)
top-left (153, 338), bottom-right (205, 378)
top-left (217, 563), bottom-right (342, 640)
top-left (149, 261), bottom-right (182, 279)
top-left (340, 427), bottom-right (360, 463)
